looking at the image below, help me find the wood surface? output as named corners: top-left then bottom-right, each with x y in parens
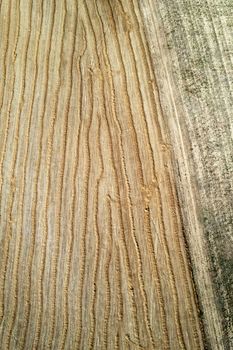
top-left (0, 0), bottom-right (231, 349)
top-left (139, 1), bottom-right (233, 349)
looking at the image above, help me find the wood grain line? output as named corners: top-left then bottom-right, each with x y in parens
top-left (0, 2), bottom-right (32, 343)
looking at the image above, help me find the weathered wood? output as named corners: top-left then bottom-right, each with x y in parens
top-left (1, 0), bottom-right (230, 349)
top-left (139, 0), bottom-right (233, 349)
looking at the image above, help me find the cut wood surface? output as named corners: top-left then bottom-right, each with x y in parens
top-left (139, 1), bottom-right (233, 349)
top-left (0, 0), bottom-right (231, 349)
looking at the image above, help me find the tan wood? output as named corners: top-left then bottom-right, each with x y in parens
top-left (2, 0), bottom-right (228, 349)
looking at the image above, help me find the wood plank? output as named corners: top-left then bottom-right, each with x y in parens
top-left (2, 0), bottom-right (229, 349)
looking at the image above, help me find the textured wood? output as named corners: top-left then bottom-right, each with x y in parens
top-left (139, 0), bottom-right (233, 349)
top-left (1, 0), bottom-right (231, 349)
